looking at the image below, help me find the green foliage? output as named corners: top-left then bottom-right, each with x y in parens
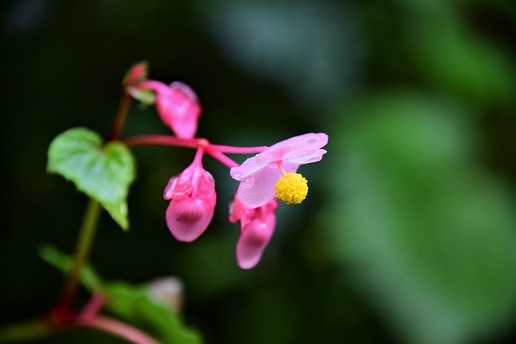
top-left (39, 245), bottom-right (202, 344)
top-left (39, 244), bottom-right (103, 292)
top-left (323, 93), bottom-right (516, 344)
top-left (104, 282), bottom-right (202, 344)
top-left (47, 127), bottom-right (136, 231)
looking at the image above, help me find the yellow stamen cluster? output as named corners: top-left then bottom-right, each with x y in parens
top-left (275, 172), bottom-right (308, 205)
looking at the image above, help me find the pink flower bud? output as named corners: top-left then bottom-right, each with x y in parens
top-left (135, 80), bottom-right (202, 139)
top-left (123, 61), bottom-right (148, 86)
top-left (164, 161), bottom-right (216, 242)
top-left (166, 197), bottom-right (215, 242)
top-left (230, 196), bottom-right (278, 269)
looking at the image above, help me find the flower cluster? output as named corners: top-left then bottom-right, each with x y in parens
top-left (125, 62), bottom-right (328, 269)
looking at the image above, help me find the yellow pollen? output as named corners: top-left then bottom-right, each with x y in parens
top-left (275, 172), bottom-right (308, 205)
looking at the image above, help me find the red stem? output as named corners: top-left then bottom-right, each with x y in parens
top-left (124, 135), bottom-right (267, 154)
top-left (77, 315), bottom-right (160, 344)
top-left (110, 91), bottom-right (132, 141)
top-left (124, 135), bottom-right (200, 149)
top-left (209, 143), bottom-right (268, 154)
top-left (206, 149), bottom-right (239, 168)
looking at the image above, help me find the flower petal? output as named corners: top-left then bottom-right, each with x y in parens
top-left (230, 154), bottom-right (270, 181)
top-left (283, 148), bottom-right (327, 165)
top-left (235, 162), bottom-right (299, 208)
top-left (163, 176), bottom-right (178, 200)
top-left (166, 197), bottom-right (215, 242)
top-left (236, 166), bottom-right (278, 208)
top-left (230, 133), bottom-right (328, 180)
top-left (263, 133), bottom-right (328, 160)
top-left (236, 214), bottom-right (276, 269)
top-left (134, 80), bottom-right (202, 138)
top-left (167, 83), bottom-right (201, 139)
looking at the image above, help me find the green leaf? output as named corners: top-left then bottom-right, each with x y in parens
top-left (104, 282), bottom-right (202, 344)
top-left (39, 244), bottom-right (103, 292)
top-left (47, 127), bottom-right (136, 230)
top-left (38, 245), bottom-right (201, 342)
top-left (322, 93), bottom-right (516, 344)
top-left (127, 87), bottom-right (156, 107)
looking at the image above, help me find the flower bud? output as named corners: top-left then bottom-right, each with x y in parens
top-left (164, 161), bottom-right (216, 242)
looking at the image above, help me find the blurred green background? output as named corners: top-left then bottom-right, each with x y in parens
top-left (2, 0), bottom-right (516, 343)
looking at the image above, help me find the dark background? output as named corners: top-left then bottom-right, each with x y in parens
top-left (2, 0), bottom-right (516, 343)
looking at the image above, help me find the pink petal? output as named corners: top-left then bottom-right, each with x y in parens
top-left (163, 176), bottom-right (178, 200)
top-left (170, 82), bottom-right (199, 102)
top-left (235, 163), bottom-right (298, 208)
top-left (264, 133), bottom-right (328, 164)
top-left (236, 214), bottom-right (276, 269)
top-left (135, 80), bottom-right (202, 139)
top-left (166, 197), bottom-right (215, 242)
top-left (230, 133), bottom-right (328, 180)
top-left (230, 154), bottom-right (270, 181)
top-left (166, 85), bottom-right (201, 139)
top-left (164, 161), bottom-right (215, 200)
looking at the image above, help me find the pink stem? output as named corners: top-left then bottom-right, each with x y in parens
top-left (206, 149), bottom-right (240, 168)
top-left (77, 315), bottom-right (159, 344)
top-left (193, 144), bottom-right (206, 164)
top-left (209, 143), bottom-right (268, 154)
top-left (124, 135), bottom-right (200, 149)
top-left (78, 294), bottom-right (106, 321)
top-left (110, 91), bottom-right (132, 141)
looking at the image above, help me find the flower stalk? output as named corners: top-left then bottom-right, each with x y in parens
top-left (56, 199), bottom-right (101, 320)
top-left (110, 91), bottom-right (132, 141)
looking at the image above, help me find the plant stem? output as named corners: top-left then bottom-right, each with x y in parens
top-left (0, 319), bottom-right (53, 342)
top-left (78, 315), bottom-right (160, 344)
top-left (206, 149), bottom-right (239, 168)
top-left (110, 91), bottom-right (132, 141)
top-left (57, 199), bottom-right (101, 316)
top-left (124, 134), bottom-right (200, 149)
top-left (208, 143), bottom-right (268, 154)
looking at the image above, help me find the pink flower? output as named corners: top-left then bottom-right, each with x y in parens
top-left (123, 61), bottom-right (148, 86)
top-left (163, 160), bottom-right (216, 242)
top-left (230, 133), bottom-right (328, 208)
top-left (229, 196), bottom-right (278, 269)
top-left (135, 80), bottom-right (201, 139)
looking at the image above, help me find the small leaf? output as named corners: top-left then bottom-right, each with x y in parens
top-left (39, 244), bottom-right (103, 292)
top-left (104, 282), bottom-right (202, 344)
top-left (47, 127), bottom-right (136, 230)
top-left (127, 87), bottom-right (156, 106)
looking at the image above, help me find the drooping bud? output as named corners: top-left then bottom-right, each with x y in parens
top-left (164, 161), bottom-right (216, 242)
top-left (132, 80), bottom-right (201, 138)
top-left (236, 214), bottom-right (276, 269)
top-left (166, 197), bottom-right (215, 242)
top-left (230, 196), bottom-right (278, 269)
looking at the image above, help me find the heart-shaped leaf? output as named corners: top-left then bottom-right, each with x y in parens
top-left (47, 127), bottom-right (136, 230)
